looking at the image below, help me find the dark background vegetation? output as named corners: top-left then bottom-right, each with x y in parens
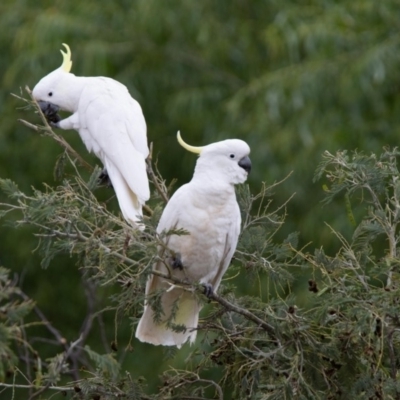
top-left (1, 0), bottom-right (400, 397)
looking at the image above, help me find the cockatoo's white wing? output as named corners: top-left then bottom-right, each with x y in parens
top-left (98, 77), bottom-right (148, 156)
top-left (83, 111), bottom-right (150, 203)
top-left (77, 78), bottom-right (149, 223)
top-left (208, 203), bottom-right (241, 290)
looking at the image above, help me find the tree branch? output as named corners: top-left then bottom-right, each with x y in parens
top-left (0, 383), bottom-right (74, 392)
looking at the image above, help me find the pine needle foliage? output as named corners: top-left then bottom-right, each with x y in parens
top-left (2, 102), bottom-right (400, 398)
top-left (0, 267), bottom-right (35, 382)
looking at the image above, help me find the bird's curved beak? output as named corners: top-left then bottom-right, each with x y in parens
top-left (238, 156), bottom-right (251, 173)
top-left (37, 101), bottom-right (61, 123)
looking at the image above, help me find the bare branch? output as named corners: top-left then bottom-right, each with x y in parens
top-left (146, 142), bottom-right (169, 204)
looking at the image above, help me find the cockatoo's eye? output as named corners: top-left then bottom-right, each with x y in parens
top-left (48, 92), bottom-right (53, 97)
top-left (229, 154), bottom-right (235, 159)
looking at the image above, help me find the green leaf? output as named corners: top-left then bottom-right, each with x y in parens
top-left (84, 346), bottom-right (120, 380)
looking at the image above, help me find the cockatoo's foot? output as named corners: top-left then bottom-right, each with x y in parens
top-left (50, 121), bottom-right (60, 128)
top-left (98, 169), bottom-right (113, 188)
top-left (37, 100), bottom-right (61, 124)
top-left (203, 283), bottom-right (214, 298)
top-left (169, 253), bottom-right (183, 270)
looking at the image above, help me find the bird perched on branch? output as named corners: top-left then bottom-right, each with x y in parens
top-left (136, 132), bottom-right (251, 347)
top-left (32, 44), bottom-right (149, 228)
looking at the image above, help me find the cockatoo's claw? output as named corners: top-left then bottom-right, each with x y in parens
top-left (98, 169), bottom-right (113, 188)
top-left (49, 120), bottom-right (61, 128)
top-left (170, 253), bottom-right (183, 270)
top-left (203, 283), bottom-right (214, 298)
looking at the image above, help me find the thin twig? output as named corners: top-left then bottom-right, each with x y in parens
top-left (208, 290), bottom-right (275, 336)
top-left (146, 142), bottom-right (169, 204)
top-left (18, 291), bottom-right (68, 349)
top-left (387, 329), bottom-right (397, 381)
top-left (0, 383), bottom-right (75, 392)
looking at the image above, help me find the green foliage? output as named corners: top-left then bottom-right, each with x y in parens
top-left (3, 111), bottom-right (400, 398)
top-left (0, 266), bottom-right (34, 381)
top-left (84, 345), bottom-right (120, 380)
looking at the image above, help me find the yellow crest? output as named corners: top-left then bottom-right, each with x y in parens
top-left (60, 43), bottom-right (72, 72)
top-left (177, 131), bottom-right (203, 154)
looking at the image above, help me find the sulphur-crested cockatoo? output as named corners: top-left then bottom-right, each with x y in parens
top-left (135, 132), bottom-right (251, 347)
top-left (32, 44), bottom-right (149, 228)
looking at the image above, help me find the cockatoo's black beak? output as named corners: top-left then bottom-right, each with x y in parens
top-left (37, 101), bottom-right (61, 123)
top-left (238, 156), bottom-right (252, 173)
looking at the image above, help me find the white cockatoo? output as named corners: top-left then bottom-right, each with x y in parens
top-left (32, 44), bottom-right (149, 228)
top-left (135, 132), bottom-right (251, 347)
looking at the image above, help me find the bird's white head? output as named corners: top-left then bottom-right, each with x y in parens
top-left (177, 131), bottom-right (251, 185)
top-left (32, 44), bottom-right (78, 112)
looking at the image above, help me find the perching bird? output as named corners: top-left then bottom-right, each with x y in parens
top-left (32, 44), bottom-right (150, 228)
top-left (135, 132), bottom-right (251, 347)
